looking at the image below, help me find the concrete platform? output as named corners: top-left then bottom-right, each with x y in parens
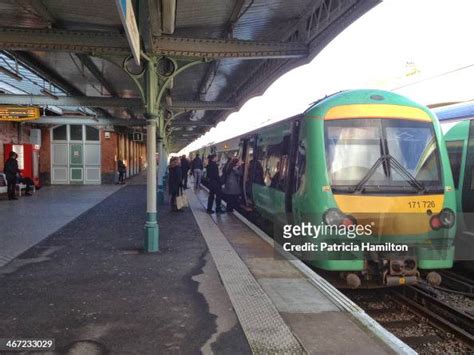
top-left (0, 184), bottom-right (122, 267)
top-left (0, 175), bottom-right (250, 354)
top-left (192, 187), bottom-right (414, 354)
top-left (0, 174), bottom-right (412, 354)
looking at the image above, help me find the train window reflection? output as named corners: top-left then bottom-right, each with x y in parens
top-left (385, 121), bottom-right (441, 184)
top-left (445, 140), bottom-right (463, 188)
top-left (326, 121), bottom-right (386, 184)
top-left (325, 118), bottom-right (442, 190)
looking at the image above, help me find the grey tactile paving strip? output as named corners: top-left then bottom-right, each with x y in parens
top-left (187, 190), bottom-right (306, 354)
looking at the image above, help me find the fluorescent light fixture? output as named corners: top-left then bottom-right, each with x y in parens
top-left (0, 65), bottom-right (23, 81)
top-left (161, 0), bottom-right (177, 34)
top-left (40, 88), bottom-right (59, 100)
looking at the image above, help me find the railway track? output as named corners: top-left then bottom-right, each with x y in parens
top-left (344, 287), bottom-right (473, 354)
top-left (216, 190), bottom-right (473, 352)
top-left (437, 270), bottom-right (474, 297)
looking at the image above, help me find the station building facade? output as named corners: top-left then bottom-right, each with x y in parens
top-left (0, 121), bottom-right (146, 186)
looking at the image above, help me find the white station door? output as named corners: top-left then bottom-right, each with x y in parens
top-left (51, 125), bottom-right (101, 184)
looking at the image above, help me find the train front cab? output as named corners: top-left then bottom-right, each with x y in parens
top-left (295, 91), bottom-right (457, 285)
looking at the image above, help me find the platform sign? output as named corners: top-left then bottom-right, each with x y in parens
top-left (115, 0), bottom-right (140, 65)
top-left (0, 106), bottom-right (40, 122)
top-left (132, 132), bottom-right (143, 142)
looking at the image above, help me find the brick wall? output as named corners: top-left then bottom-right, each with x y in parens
top-left (2, 124), bottom-right (146, 185)
top-left (101, 130), bottom-right (118, 184)
top-left (0, 122), bottom-right (30, 171)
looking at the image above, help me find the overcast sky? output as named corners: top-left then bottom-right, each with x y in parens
top-left (179, 0), bottom-right (474, 154)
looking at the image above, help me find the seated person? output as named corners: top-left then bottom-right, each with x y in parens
top-left (17, 172), bottom-right (34, 196)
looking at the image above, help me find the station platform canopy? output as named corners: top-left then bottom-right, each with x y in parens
top-left (0, 0), bottom-right (380, 151)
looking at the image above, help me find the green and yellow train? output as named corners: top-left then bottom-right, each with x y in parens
top-left (437, 102), bottom-right (474, 264)
top-left (193, 89), bottom-right (457, 287)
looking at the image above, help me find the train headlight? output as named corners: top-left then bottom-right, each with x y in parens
top-left (323, 208), bottom-right (344, 225)
top-left (439, 208), bottom-right (455, 228)
top-left (430, 215), bottom-right (442, 230)
top-left (342, 216), bottom-right (357, 226)
top-left (430, 208), bottom-right (455, 230)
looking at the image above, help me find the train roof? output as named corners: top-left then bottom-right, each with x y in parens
top-left (433, 101), bottom-right (474, 122)
top-left (304, 89), bottom-right (431, 116)
top-left (192, 89), bottom-right (436, 152)
top-left (443, 120), bottom-right (470, 141)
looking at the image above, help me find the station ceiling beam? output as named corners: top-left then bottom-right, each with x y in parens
top-left (167, 101), bottom-right (237, 111)
top-left (171, 121), bottom-right (214, 127)
top-left (0, 28), bottom-right (308, 59)
top-left (0, 28), bottom-right (130, 55)
top-left (152, 36), bottom-right (308, 59)
top-left (34, 116), bottom-right (145, 126)
top-left (75, 53), bottom-right (137, 118)
top-left (75, 54), bottom-right (119, 97)
top-left (0, 94), bottom-right (142, 107)
top-left (0, 94), bottom-right (235, 113)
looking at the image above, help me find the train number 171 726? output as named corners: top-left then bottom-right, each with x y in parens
top-left (408, 200), bottom-right (435, 209)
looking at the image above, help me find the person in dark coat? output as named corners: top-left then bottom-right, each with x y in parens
top-left (180, 155), bottom-right (190, 189)
top-left (17, 173), bottom-right (34, 196)
top-left (245, 157), bottom-right (264, 201)
top-left (117, 159), bottom-right (126, 184)
top-left (222, 157), bottom-right (243, 212)
top-left (206, 154), bottom-right (224, 214)
top-left (4, 151), bottom-right (19, 200)
top-left (191, 154), bottom-right (203, 189)
top-left (168, 157), bottom-right (183, 211)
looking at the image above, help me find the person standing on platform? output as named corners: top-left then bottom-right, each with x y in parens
top-left (168, 157), bottom-right (182, 212)
top-left (191, 153), bottom-right (203, 190)
top-left (206, 154), bottom-right (224, 214)
top-left (117, 159), bottom-right (126, 184)
top-left (180, 155), bottom-right (190, 189)
top-left (4, 151), bottom-right (19, 200)
top-left (222, 157), bottom-right (242, 212)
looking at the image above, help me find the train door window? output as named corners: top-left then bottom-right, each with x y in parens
top-left (294, 139), bottom-right (306, 191)
top-left (446, 140), bottom-right (463, 188)
top-left (466, 121), bottom-right (474, 191)
top-left (461, 120), bottom-right (474, 214)
top-left (243, 138), bottom-right (258, 202)
top-left (259, 134), bottom-right (290, 192)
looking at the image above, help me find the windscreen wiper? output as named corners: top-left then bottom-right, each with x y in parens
top-left (351, 155), bottom-right (386, 193)
top-left (386, 154), bottom-right (426, 192)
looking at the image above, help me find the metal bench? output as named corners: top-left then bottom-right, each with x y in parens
top-left (0, 173), bottom-right (7, 195)
top-left (0, 173), bottom-right (35, 197)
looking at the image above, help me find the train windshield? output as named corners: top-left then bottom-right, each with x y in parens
top-left (325, 118), bottom-right (443, 193)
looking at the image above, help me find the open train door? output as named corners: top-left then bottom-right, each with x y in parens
top-left (285, 118), bottom-right (301, 214)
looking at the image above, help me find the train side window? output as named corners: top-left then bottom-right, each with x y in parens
top-left (259, 135), bottom-right (290, 192)
top-left (471, 167), bottom-right (474, 190)
top-left (294, 140), bottom-right (306, 191)
top-left (446, 140), bottom-right (463, 188)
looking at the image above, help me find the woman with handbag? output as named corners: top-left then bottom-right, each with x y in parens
top-left (168, 157), bottom-right (182, 212)
top-left (222, 157), bottom-right (243, 212)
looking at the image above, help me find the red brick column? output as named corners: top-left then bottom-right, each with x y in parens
top-left (101, 130), bottom-right (118, 184)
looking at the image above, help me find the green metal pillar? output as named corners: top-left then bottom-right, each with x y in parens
top-left (144, 57), bottom-right (159, 252)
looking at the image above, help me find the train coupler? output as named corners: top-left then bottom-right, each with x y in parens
top-left (385, 275), bottom-right (418, 286)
